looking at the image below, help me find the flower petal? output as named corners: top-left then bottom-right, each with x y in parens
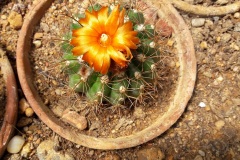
top-left (97, 6), bottom-right (108, 31)
top-left (72, 45), bottom-right (91, 56)
top-left (107, 46), bottom-right (127, 67)
top-left (105, 5), bottom-right (120, 36)
top-left (92, 47), bottom-right (108, 73)
top-left (130, 36), bottom-right (140, 44)
top-left (115, 21), bottom-right (135, 35)
top-left (122, 45), bottom-right (133, 60)
top-left (111, 43), bottom-right (133, 60)
top-left (82, 44), bottom-right (100, 66)
top-left (70, 36), bottom-right (97, 46)
top-left (79, 10), bottom-right (101, 33)
top-left (113, 35), bottom-right (137, 49)
top-left (72, 26), bottom-right (99, 37)
top-left (101, 53), bottom-right (110, 74)
top-left (119, 8), bottom-right (125, 27)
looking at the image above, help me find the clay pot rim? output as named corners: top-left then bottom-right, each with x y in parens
top-left (0, 49), bottom-right (18, 157)
top-left (16, 0), bottom-right (196, 150)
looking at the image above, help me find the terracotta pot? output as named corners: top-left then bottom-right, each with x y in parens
top-left (16, 0), bottom-right (196, 149)
top-left (0, 48), bottom-right (18, 157)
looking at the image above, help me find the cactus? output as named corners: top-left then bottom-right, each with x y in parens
top-left (61, 3), bottom-right (160, 106)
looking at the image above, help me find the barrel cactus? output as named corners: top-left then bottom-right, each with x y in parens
top-left (61, 3), bottom-right (160, 106)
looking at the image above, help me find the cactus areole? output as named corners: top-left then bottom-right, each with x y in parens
top-left (62, 3), bottom-right (161, 106)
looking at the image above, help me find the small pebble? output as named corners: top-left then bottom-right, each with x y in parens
top-left (34, 32), bottom-right (43, 39)
top-left (7, 11), bottom-right (23, 29)
top-left (25, 107), bottom-right (34, 117)
top-left (200, 41), bottom-right (208, 49)
top-left (136, 147), bottom-right (165, 160)
top-left (198, 150), bottom-right (205, 156)
top-left (232, 66), bottom-right (239, 72)
top-left (133, 107), bottom-right (146, 119)
top-left (205, 106), bottom-right (211, 111)
top-left (33, 40), bottom-right (42, 48)
top-left (88, 150), bottom-right (94, 156)
top-left (215, 36), bottom-right (221, 42)
top-left (230, 43), bottom-right (239, 51)
top-left (37, 140), bottom-right (74, 160)
top-left (202, 71), bottom-right (212, 78)
top-left (19, 98), bottom-right (30, 114)
top-left (194, 155), bottom-right (203, 160)
top-left (215, 0), bottom-right (229, 5)
top-left (216, 76), bottom-right (223, 82)
top-left (198, 102), bottom-right (206, 108)
top-left (175, 62), bottom-right (180, 68)
top-left (205, 20), bottom-right (213, 27)
top-left (20, 142), bottom-right (32, 158)
top-left (55, 89), bottom-right (62, 95)
top-left (17, 117), bottom-right (33, 127)
top-left (40, 23), bottom-right (50, 33)
top-left (7, 135), bottom-right (25, 154)
top-left (213, 16), bottom-right (220, 22)
top-left (221, 33), bottom-right (231, 43)
top-left (234, 22), bottom-right (240, 32)
top-left (233, 12), bottom-right (240, 19)
top-left (215, 120), bottom-right (225, 130)
top-left (100, 154), bottom-right (121, 160)
top-left (167, 39), bottom-right (174, 47)
top-left (69, 0), bottom-right (75, 3)
top-left (1, 15), bottom-right (7, 20)
top-left (61, 109), bottom-right (88, 130)
top-left (191, 18), bottom-right (205, 27)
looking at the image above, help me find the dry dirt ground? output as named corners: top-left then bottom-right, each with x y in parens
top-left (1, 0), bottom-right (240, 160)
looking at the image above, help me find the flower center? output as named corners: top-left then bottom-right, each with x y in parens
top-left (99, 33), bottom-right (111, 47)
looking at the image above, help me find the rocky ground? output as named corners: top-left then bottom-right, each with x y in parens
top-left (1, 0), bottom-right (240, 159)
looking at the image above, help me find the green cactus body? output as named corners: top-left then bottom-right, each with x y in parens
top-left (86, 75), bottom-right (111, 103)
top-left (69, 71), bottom-right (98, 93)
top-left (63, 59), bottom-right (81, 74)
top-left (61, 3), bottom-right (161, 106)
top-left (126, 63), bottom-right (144, 98)
top-left (135, 24), bottom-right (155, 39)
top-left (88, 3), bottom-right (102, 12)
top-left (139, 58), bottom-right (156, 82)
top-left (109, 74), bottom-right (129, 105)
top-left (137, 39), bottom-right (160, 61)
top-left (127, 9), bottom-right (144, 25)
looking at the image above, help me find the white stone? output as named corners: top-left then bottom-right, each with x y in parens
top-left (216, 76), bottom-right (223, 82)
top-left (7, 135), bottom-right (25, 153)
top-left (33, 40), bottom-right (42, 48)
top-left (234, 12), bottom-right (240, 18)
top-left (37, 140), bottom-right (74, 160)
top-left (198, 102), bottom-right (206, 108)
top-left (191, 18), bottom-right (205, 27)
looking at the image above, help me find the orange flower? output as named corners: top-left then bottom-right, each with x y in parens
top-left (70, 5), bottom-right (139, 74)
